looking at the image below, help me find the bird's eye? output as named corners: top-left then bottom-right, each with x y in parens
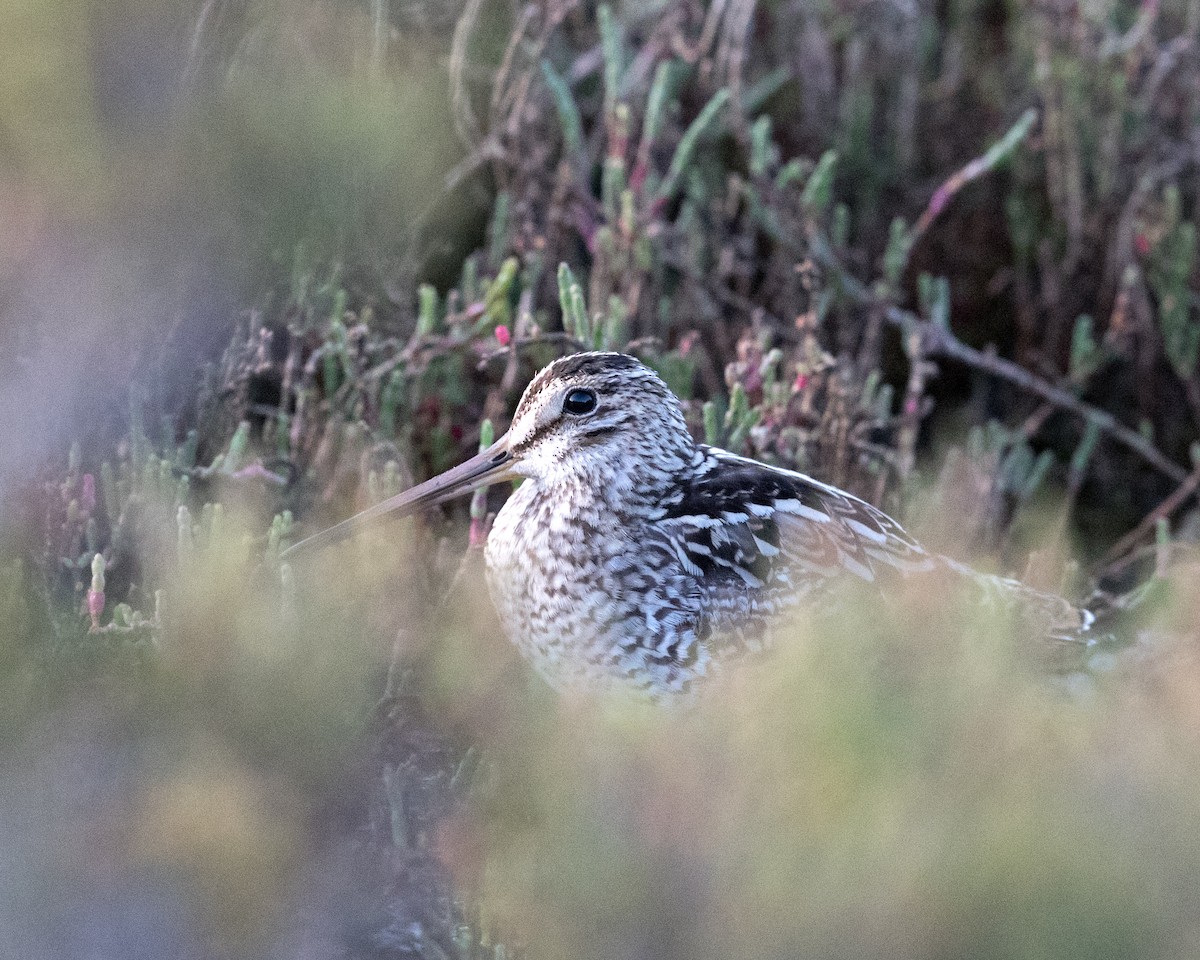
top-left (562, 388), bottom-right (597, 415)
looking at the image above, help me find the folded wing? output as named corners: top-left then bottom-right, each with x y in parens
top-left (651, 447), bottom-right (1092, 664)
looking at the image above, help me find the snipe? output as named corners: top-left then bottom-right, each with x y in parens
top-left (284, 352), bottom-right (1093, 698)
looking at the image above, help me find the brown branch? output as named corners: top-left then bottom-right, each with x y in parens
top-left (908, 108), bottom-right (1038, 253)
top-left (489, 4), bottom-right (538, 126)
top-left (475, 332), bottom-right (587, 369)
top-left (449, 0), bottom-right (487, 149)
top-left (673, 0), bottom-right (729, 64)
top-left (912, 318), bottom-right (1187, 483)
top-left (806, 233), bottom-right (1190, 485)
top-left (1097, 463), bottom-right (1200, 572)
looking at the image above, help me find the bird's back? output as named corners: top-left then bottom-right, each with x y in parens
top-left (485, 444), bottom-right (1093, 697)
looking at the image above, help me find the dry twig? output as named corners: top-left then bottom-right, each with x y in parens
top-left (807, 233), bottom-right (1190, 484)
top-left (1097, 463), bottom-right (1200, 573)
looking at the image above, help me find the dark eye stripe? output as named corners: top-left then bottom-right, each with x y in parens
top-left (580, 424), bottom-right (620, 441)
top-left (510, 422), bottom-right (553, 456)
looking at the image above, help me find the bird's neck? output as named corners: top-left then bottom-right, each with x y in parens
top-left (518, 443), bottom-right (696, 522)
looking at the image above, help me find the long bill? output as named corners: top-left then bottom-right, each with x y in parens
top-left (280, 436), bottom-right (516, 558)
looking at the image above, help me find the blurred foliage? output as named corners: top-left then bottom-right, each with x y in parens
top-left (3, 0), bottom-right (1200, 958)
top-left (466, 570), bottom-right (1200, 960)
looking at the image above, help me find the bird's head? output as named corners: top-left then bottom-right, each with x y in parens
top-left (283, 352), bottom-right (693, 556)
top-left (503, 351), bottom-right (692, 483)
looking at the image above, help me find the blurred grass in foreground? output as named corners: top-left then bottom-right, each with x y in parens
top-left (0, 519), bottom-right (400, 957)
top-left (5, 502), bottom-right (1199, 958)
top-left (453, 559), bottom-right (1200, 960)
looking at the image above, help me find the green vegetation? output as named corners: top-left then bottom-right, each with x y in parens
top-left (1, 0), bottom-right (1199, 957)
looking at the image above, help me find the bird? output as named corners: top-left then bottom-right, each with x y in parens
top-left (283, 351), bottom-right (1094, 699)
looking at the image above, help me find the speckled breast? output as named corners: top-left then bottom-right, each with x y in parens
top-left (483, 482), bottom-right (718, 698)
top-left (484, 481), bottom-right (623, 692)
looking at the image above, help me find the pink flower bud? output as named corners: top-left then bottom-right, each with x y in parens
top-left (793, 374), bottom-right (809, 392)
top-left (629, 161), bottom-right (649, 194)
top-left (927, 186), bottom-right (951, 219)
top-left (494, 324), bottom-right (511, 347)
top-left (87, 589), bottom-right (104, 630)
top-left (80, 474), bottom-right (96, 514)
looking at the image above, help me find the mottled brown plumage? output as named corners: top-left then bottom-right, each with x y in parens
top-left (285, 352), bottom-right (1093, 699)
